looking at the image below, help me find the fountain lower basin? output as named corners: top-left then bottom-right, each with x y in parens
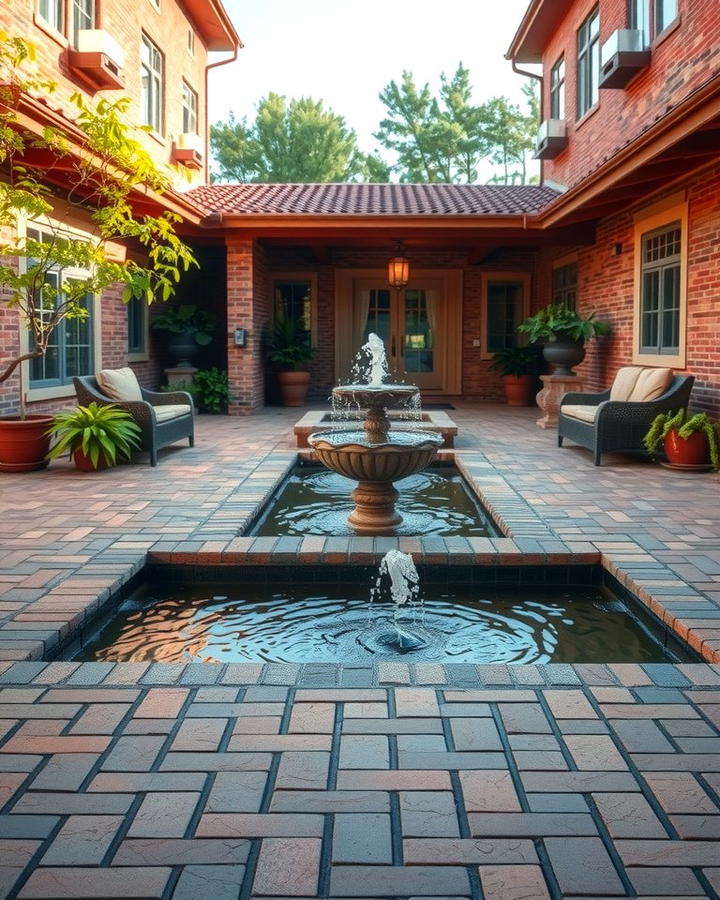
top-left (68, 574), bottom-right (688, 665)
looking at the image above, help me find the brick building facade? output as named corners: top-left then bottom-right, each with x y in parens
top-left (2, 0), bottom-right (718, 419)
top-left (0, 0), bottom-right (239, 415)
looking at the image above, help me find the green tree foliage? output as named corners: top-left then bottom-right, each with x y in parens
top-left (211, 93), bottom-right (386, 183)
top-left (485, 82), bottom-right (539, 185)
top-left (375, 65), bottom-right (538, 184)
top-left (0, 31), bottom-right (196, 415)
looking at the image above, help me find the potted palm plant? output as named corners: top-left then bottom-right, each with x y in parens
top-left (46, 403), bottom-right (142, 471)
top-left (518, 303), bottom-right (610, 376)
top-left (643, 409), bottom-right (719, 469)
top-left (266, 315), bottom-right (315, 406)
top-left (0, 33), bottom-right (195, 472)
top-left (489, 345), bottom-right (541, 406)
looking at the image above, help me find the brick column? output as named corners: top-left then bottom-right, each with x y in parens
top-left (226, 239), bottom-right (269, 414)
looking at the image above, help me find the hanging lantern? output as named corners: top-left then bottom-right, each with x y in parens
top-left (387, 241), bottom-right (410, 291)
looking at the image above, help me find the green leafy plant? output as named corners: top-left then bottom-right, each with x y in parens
top-left (0, 32), bottom-right (196, 419)
top-left (46, 403), bottom-right (142, 469)
top-left (266, 316), bottom-right (314, 370)
top-left (151, 303), bottom-right (216, 346)
top-left (643, 409), bottom-right (720, 468)
top-left (192, 368), bottom-right (231, 413)
top-left (518, 304), bottom-right (611, 344)
top-left (489, 344), bottom-right (541, 377)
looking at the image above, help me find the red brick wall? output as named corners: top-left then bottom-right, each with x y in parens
top-left (1, 0), bottom-right (210, 188)
top-left (226, 240), bottom-right (271, 413)
top-left (535, 161), bottom-right (720, 416)
top-left (540, 0), bottom-right (720, 190)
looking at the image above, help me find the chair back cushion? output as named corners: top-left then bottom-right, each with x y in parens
top-left (97, 367), bottom-right (143, 402)
top-left (628, 367), bottom-right (673, 402)
top-left (609, 366), bottom-right (673, 402)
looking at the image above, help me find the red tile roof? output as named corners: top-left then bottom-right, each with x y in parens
top-left (186, 183), bottom-right (559, 217)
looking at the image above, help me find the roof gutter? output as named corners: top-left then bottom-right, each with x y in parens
top-left (204, 43), bottom-right (241, 183)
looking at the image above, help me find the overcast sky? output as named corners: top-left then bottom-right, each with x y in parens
top-left (208, 0), bottom-right (539, 180)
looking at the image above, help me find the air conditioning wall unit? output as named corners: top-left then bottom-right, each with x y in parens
top-left (67, 29), bottom-right (125, 90)
top-left (599, 29), bottom-right (650, 89)
top-left (172, 133), bottom-right (203, 169)
top-left (534, 119), bottom-right (567, 160)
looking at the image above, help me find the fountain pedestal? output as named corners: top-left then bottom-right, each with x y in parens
top-left (308, 380), bottom-right (442, 535)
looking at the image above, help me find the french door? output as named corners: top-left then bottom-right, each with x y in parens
top-left (352, 279), bottom-right (445, 390)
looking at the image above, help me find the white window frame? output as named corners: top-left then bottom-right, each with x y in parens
top-left (480, 272), bottom-right (531, 359)
top-left (182, 81), bottom-right (198, 135)
top-left (141, 34), bottom-right (164, 135)
top-left (71, 0), bottom-right (96, 47)
top-left (37, 0), bottom-right (64, 34)
top-left (632, 196), bottom-right (688, 368)
top-left (550, 56), bottom-right (565, 120)
top-left (577, 6), bottom-right (600, 119)
top-left (18, 217), bottom-right (103, 403)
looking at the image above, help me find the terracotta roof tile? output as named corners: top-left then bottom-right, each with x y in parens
top-left (185, 182), bottom-right (559, 217)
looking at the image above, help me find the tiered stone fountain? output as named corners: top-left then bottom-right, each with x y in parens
top-left (308, 334), bottom-right (443, 535)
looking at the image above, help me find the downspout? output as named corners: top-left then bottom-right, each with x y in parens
top-left (204, 45), bottom-right (239, 183)
top-left (511, 59), bottom-right (544, 185)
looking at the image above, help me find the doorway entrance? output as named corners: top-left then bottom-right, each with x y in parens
top-left (335, 269), bottom-right (462, 394)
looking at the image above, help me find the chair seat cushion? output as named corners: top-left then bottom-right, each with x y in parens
top-left (97, 367), bottom-right (143, 402)
top-left (562, 404), bottom-right (599, 424)
top-left (154, 404), bottom-right (193, 423)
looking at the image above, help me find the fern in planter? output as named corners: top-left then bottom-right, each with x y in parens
top-left (46, 403), bottom-right (142, 470)
top-left (643, 409), bottom-right (720, 469)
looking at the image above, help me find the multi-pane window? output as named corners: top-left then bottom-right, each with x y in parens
top-left (640, 222), bottom-right (681, 355)
top-left (127, 297), bottom-right (146, 355)
top-left (182, 82), bottom-right (198, 134)
top-left (141, 35), bottom-right (163, 133)
top-left (274, 280), bottom-right (312, 337)
top-left (71, 0), bottom-right (95, 46)
top-left (26, 227), bottom-right (94, 389)
top-left (550, 57), bottom-right (565, 120)
top-left (552, 264), bottom-right (578, 309)
top-left (38, 0), bottom-right (63, 33)
top-left (577, 7), bottom-right (600, 118)
top-left (486, 281), bottom-right (525, 352)
top-left (631, 0), bottom-right (678, 45)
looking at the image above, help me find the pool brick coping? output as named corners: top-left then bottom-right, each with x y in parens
top-left (0, 446), bottom-right (716, 664)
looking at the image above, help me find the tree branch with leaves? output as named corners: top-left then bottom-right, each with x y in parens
top-left (0, 31), bottom-right (196, 416)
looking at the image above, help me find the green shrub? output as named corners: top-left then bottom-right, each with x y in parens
top-left (643, 409), bottom-right (720, 469)
top-left (46, 403), bottom-right (141, 469)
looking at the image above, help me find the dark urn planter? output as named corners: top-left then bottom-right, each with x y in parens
top-left (167, 332), bottom-right (198, 367)
top-left (0, 416), bottom-right (53, 472)
top-left (542, 338), bottom-right (586, 377)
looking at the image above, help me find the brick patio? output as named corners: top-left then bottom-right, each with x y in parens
top-left (2, 403), bottom-right (720, 898)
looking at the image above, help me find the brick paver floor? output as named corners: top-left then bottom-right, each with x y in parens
top-left (2, 402), bottom-right (720, 898)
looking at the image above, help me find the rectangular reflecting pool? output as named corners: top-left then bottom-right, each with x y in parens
top-left (249, 464), bottom-right (499, 537)
top-left (69, 573), bottom-right (692, 665)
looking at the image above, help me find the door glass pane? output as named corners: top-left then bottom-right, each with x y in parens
top-left (403, 289), bottom-right (434, 373)
top-left (362, 289), bottom-right (391, 346)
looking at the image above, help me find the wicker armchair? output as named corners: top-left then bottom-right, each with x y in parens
top-left (558, 370), bottom-right (695, 466)
top-left (73, 374), bottom-right (194, 466)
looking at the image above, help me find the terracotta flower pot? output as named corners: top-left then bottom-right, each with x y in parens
top-left (73, 448), bottom-right (111, 472)
top-left (663, 428), bottom-right (709, 466)
top-left (0, 415), bottom-right (54, 472)
top-left (277, 370), bottom-right (311, 407)
top-left (503, 374), bottom-right (534, 407)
